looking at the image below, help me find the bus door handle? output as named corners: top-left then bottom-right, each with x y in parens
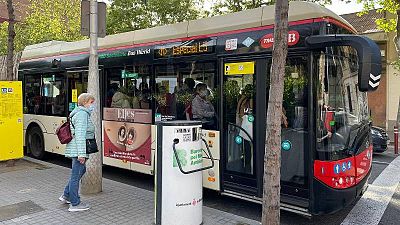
top-left (172, 138), bottom-right (215, 175)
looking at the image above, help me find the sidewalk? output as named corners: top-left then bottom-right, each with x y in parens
top-left (0, 157), bottom-right (260, 225)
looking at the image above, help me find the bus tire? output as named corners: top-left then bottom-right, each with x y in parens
top-left (27, 126), bottom-right (45, 159)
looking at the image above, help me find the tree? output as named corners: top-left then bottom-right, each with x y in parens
top-left (211, 0), bottom-right (270, 15)
top-left (81, 0), bottom-right (102, 195)
top-left (6, 0), bottom-right (15, 81)
top-left (262, 0), bottom-right (289, 224)
top-left (0, 0), bottom-right (83, 55)
top-left (107, 0), bottom-right (204, 34)
top-left (357, 0), bottom-right (400, 53)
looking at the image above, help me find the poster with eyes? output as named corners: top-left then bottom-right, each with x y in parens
top-left (103, 121), bottom-right (152, 165)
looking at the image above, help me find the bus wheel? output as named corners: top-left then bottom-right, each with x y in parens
top-left (27, 126), bottom-right (45, 159)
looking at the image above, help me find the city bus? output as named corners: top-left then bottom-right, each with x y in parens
top-left (19, 1), bottom-right (381, 216)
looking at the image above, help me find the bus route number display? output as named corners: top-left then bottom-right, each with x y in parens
top-left (155, 38), bottom-right (215, 58)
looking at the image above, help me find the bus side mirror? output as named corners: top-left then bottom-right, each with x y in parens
top-left (306, 35), bottom-right (381, 92)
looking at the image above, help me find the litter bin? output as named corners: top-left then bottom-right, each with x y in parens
top-left (155, 121), bottom-right (214, 225)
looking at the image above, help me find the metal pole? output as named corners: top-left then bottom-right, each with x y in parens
top-left (81, 0), bottom-right (102, 194)
top-left (394, 126), bottom-right (398, 155)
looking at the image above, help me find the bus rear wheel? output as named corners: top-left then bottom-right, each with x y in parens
top-left (27, 126), bottom-right (45, 159)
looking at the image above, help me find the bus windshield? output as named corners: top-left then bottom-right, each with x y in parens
top-left (315, 46), bottom-right (369, 161)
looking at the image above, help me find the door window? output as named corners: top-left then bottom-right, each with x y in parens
top-left (224, 61), bottom-right (256, 175)
top-left (278, 56), bottom-right (309, 185)
top-left (67, 71), bottom-right (88, 112)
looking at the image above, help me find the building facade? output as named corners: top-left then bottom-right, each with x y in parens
top-left (342, 10), bottom-right (399, 140)
top-left (0, 0), bottom-right (30, 23)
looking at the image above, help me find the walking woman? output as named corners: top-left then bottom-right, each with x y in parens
top-left (59, 93), bottom-right (95, 212)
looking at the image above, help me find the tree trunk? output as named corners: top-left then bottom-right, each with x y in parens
top-left (395, 7), bottom-right (400, 54)
top-left (6, 0), bottom-right (15, 81)
top-left (81, 0), bottom-right (103, 194)
top-left (262, 0), bottom-right (289, 224)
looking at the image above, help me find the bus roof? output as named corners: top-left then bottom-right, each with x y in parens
top-left (21, 1), bottom-right (354, 61)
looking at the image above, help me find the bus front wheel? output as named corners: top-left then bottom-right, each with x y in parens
top-left (27, 126), bottom-right (45, 159)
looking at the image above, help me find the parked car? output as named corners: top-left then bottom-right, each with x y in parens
top-left (371, 126), bottom-right (390, 153)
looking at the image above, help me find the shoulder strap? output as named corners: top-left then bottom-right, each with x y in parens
top-left (68, 113), bottom-right (75, 129)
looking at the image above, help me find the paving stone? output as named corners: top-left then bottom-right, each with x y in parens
top-left (0, 157), bottom-right (261, 225)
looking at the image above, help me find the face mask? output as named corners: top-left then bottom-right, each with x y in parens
top-left (199, 90), bottom-right (208, 98)
top-left (88, 103), bottom-right (95, 113)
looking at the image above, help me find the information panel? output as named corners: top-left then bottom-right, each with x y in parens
top-left (0, 81), bottom-right (23, 161)
top-left (224, 61), bottom-right (255, 75)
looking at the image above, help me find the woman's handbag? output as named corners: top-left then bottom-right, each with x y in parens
top-left (86, 138), bottom-right (98, 154)
top-left (56, 117), bottom-right (73, 144)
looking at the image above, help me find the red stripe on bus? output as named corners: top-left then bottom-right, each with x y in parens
top-left (314, 17), bottom-right (356, 33)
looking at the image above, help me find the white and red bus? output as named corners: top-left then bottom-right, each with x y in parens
top-left (19, 1), bottom-right (381, 215)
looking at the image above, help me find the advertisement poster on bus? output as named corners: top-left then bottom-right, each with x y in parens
top-left (103, 121), bottom-right (152, 165)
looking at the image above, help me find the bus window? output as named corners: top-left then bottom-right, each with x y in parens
top-left (105, 68), bottom-right (122, 108)
top-left (316, 47), bottom-right (368, 160)
top-left (155, 61), bottom-right (218, 128)
top-left (25, 75), bottom-right (42, 114)
top-left (106, 65), bottom-right (151, 109)
top-left (24, 73), bottom-right (65, 116)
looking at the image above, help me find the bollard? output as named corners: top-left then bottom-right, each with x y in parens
top-left (395, 126), bottom-right (399, 154)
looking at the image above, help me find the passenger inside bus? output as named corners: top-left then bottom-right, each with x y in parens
top-left (281, 107), bottom-right (289, 128)
top-left (155, 84), bottom-right (176, 117)
top-left (236, 84), bottom-right (254, 141)
top-left (173, 78), bottom-right (196, 120)
top-left (53, 89), bottom-right (65, 115)
top-left (184, 78), bottom-right (196, 95)
top-left (107, 83), bottom-right (119, 107)
top-left (192, 83), bottom-right (216, 130)
top-left (138, 82), bottom-right (150, 109)
top-left (111, 87), bottom-right (131, 108)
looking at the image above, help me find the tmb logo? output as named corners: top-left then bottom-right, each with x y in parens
top-left (259, 30), bottom-right (300, 49)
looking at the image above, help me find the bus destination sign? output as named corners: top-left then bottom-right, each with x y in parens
top-left (155, 38), bottom-right (216, 58)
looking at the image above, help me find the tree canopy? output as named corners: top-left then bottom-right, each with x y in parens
top-left (357, 0), bottom-right (399, 33)
top-left (107, 0), bottom-right (205, 34)
top-left (0, 0), bottom-right (83, 55)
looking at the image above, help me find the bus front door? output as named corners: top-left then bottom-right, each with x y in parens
top-left (221, 58), bottom-right (266, 197)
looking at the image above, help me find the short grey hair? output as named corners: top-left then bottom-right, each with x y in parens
top-left (77, 93), bottom-right (95, 106)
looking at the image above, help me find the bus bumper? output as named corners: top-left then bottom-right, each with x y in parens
top-left (310, 169), bottom-right (371, 215)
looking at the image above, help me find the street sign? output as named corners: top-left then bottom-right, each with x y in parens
top-left (81, 0), bottom-right (107, 38)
